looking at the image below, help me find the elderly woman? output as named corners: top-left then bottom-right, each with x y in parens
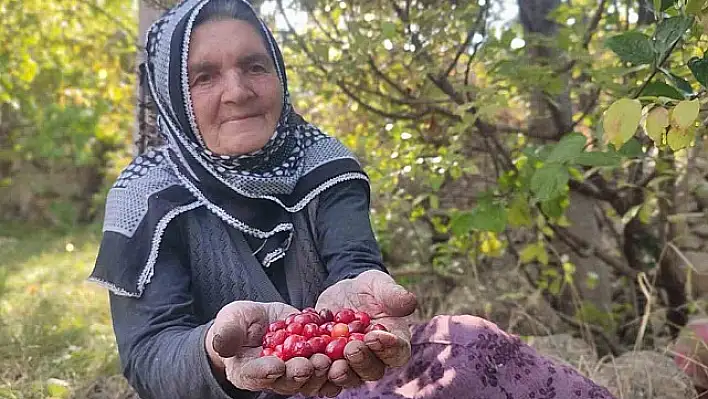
top-left (89, 0), bottom-right (617, 398)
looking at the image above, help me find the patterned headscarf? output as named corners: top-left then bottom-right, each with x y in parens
top-left (89, 0), bottom-right (368, 297)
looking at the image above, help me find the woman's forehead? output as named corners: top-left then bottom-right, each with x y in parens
top-left (188, 19), bottom-right (271, 61)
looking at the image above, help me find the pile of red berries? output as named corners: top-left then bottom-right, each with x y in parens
top-left (260, 307), bottom-right (387, 361)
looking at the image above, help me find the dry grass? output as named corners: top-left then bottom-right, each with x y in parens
top-left (0, 223), bottom-right (131, 399)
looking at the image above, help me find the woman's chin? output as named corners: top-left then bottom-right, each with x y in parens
top-left (207, 137), bottom-right (271, 157)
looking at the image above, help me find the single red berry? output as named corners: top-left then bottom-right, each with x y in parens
top-left (308, 336), bottom-right (328, 354)
top-left (261, 347), bottom-right (276, 357)
top-left (303, 323), bottom-right (320, 339)
top-left (283, 335), bottom-right (303, 353)
top-left (294, 313), bottom-right (321, 326)
top-left (285, 314), bottom-right (298, 325)
top-left (325, 337), bottom-right (348, 360)
top-left (262, 331), bottom-right (275, 347)
top-left (348, 320), bottom-right (366, 334)
top-left (271, 329), bottom-right (287, 347)
top-left (320, 335), bottom-right (333, 346)
top-left (354, 311), bottom-right (371, 327)
top-left (331, 323), bottom-right (350, 338)
top-left (293, 341), bottom-right (314, 358)
top-left (334, 308), bottom-right (356, 324)
top-left (302, 307), bottom-right (318, 314)
top-left (319, 321), bottom-right (335, 335)
top-left (318, 308), bottom-right (334, 323)
top-left (273, 346), bottom-right (286, 360)
top-left (286, 322), bottom-right (304, 336)
top-left (366, 323), bottom-right (389, 333)
top-left (349, 333), bottom-right (366, 342)
top-left (268, 320), bottom-right (287, 332)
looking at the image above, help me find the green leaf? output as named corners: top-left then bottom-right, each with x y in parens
top-left (541, 197), bottom-right (565, 219)
top-left (508, 194), bottom-right (533, 227)
top-left (46, 378), bottom-right (71, 398)
top-left (687, 0), bottom-right (707, 14)
top-left (619, 138), bottom-right (644, 158)
top-left (546, 133), bottom-right (587, 163)
top-left (531, 163), bottom-right (570, 201)
top-left (666, 126), bottom-right (694, 150)
top-left (639, 81), bottom-right (685, 100)
top-left (381, 21), bottom-right (396, 39)
top-left (605, 31), bottom-right (655, 65)
top-left (450, 212), bottom-right (475, 236)
top-left (603, 98), bottom-right (642, 147)
top-left (19, 58), bottom-right (38, 83)
top-left (668, 72), bottom-right (694, 94)
top-left (450, 200), bottom-right (508, 235)
top-left (655, 0), bottom-right (675, 12)
top-left (688, 55), bottom-right (708, 88)
top-left (671, 99), bottom-right (700, 129)
top-left (654, 16), bottom-right (694, 57)
top-left (575, 151), bottom-right (622, 167)
top-left (520, 241), bottom-right (548, 265)
top-left (643, 106), bottom-right (670, 144)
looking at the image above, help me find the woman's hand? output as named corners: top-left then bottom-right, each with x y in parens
top-left (205, 301), bottom-right (333, 397)
top-left (315, 270), bottom-right (418, 392)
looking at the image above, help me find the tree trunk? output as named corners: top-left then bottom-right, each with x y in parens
top-left (518, 0), bottom-right (613, 315)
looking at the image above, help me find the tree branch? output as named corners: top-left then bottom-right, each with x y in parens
top-left (276, 0), bottom-right (429, 120)
top-left (442, 3), bottom-right (488, 78)
top-left (555, 0), bottom-right (608, 73)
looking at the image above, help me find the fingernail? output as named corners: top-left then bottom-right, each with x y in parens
top-left (347, 349), bottom-right (364, 362)
top-left (265, 373), bottom-right (280, 380)
top-left (367, 339), bottom-right (383, 351)
top-left (293, 375), bottom-right (309, 383)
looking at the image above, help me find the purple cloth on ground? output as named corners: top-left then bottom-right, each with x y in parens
top-left (320, 315), bottom-right (616, 399)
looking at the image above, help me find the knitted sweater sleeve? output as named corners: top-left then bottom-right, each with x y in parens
top-left (314, 179), bottom-right (388, 287)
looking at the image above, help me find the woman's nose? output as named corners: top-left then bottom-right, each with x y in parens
top-left (221, 71), bottom-right (256, 104)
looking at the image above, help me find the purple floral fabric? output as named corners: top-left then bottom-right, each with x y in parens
top-left (331, 315), bottom-right (615, 399)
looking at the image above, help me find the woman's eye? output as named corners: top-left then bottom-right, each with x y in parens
top-left (249, 64), bottom-right (268, 74)
top-left (193, 74), bottom-right (212, 86)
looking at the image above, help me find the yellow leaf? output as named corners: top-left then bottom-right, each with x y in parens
top-left (537, 247), bottom-right (549, 265)
top-left (666, 126), bottom-right (694, 150)
top-left (643, 106), bottom-right (669, 145)
top-left (480, 240), bottom-right (491, 254)
top-left (603, 98), bottom-right (642, 148)
top-left (671, 99), bottom-right (699, 130)
top-left (520, 244), bottom-right (539, 263)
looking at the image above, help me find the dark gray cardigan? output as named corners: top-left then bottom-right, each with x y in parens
top-left (108, 180), bottom-right (386, 399)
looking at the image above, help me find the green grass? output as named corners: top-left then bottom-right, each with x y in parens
top-left (0, 223), bottom-right (133, 399)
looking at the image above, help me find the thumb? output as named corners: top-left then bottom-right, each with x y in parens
top-left (211, 301), bottom-right (268, 358)
top-left (369, 275), bottom-right (418, 317)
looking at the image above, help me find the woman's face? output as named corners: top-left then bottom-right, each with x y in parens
top-left (187, 19), bottom-right (283, 156)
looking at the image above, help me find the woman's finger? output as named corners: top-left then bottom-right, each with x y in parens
top-left (317, 381), bottom-right (342, 398)
top-left (232, 356), bottom-right (285, 391)
top-left (211, 301), bottom-right (268, 357)
top-left (297, 353), bottom-right (331, 396)
top-left (344, 340), bottom-right (386, 381)
top-left (364, 330), bottom-right (412, 368)
top-left (359, 271), bottom-right (418, 318)
top-left (269, 356), bottom-right (314, 395)
top-left (327, 358), bottom-right (362, 388)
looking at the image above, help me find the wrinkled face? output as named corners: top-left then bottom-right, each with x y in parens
top-left (187, 19), bottom-right (283, 156)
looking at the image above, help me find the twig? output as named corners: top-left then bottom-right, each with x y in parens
top-left (556, 311), bottom-right (626, 355)
top-left (442, 3), bottom-right (488, 78)
top-left (633, 35), bottom-right (685, 99)
top-left (555, 0), bottom-right (608, 73)
top-left (275, 0), bottom-right (428, 121)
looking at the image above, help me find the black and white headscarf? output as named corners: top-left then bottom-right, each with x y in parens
top-left (89, 0), bottom-right (368, 298)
